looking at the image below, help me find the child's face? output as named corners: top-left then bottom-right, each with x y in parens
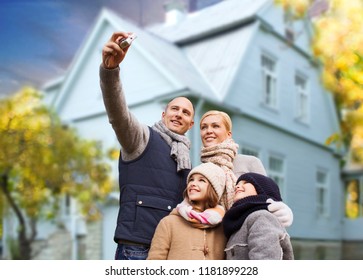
top-left (233, 180), bottom-right (258, 202)
top-left (187, 173), bottom-right (210, 205)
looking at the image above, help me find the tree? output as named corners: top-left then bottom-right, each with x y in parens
top-left (0, 87), bottom-right (113, 259)
top-left (275, 0), bottom-right (363, 163)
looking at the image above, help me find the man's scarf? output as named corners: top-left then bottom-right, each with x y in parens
top-left (152, 120), bottom-right (191, 172)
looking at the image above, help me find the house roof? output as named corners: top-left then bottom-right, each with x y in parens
top-left (47, 1), bottom-right (277, 112)
top-left (148, 0), bottom-right (268, 43)
top-left (147, 0), bottom-right (269, 100)
top-left (180, 22), bottom-right (258, 99)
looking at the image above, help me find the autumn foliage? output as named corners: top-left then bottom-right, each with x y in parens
top-left (0, 87), bottom-right (113, 259)
top-left (275, 0), bottom-right (363, 163)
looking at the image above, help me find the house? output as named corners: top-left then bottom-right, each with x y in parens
top-left (3, 0), bottom-right (362, 260)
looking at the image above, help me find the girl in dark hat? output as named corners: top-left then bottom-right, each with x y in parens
top-left (222, 172), bottom-right (294, 260)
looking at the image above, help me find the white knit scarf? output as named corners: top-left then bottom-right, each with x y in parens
top-left (200, 138), bottom-right (239, 210)
top-left (152, 120), bottom-right (191, 172)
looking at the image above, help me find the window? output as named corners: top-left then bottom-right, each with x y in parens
top-left (345, 179), bottom-right (362, 219)
top-left (316, 169), bottom-right (329, 217)
top-left (240, 145), bottom-right (260, 158)
top-left (261, 54), bottom-right (277, 108)
top-left (268, 155), bottom-right (285, 197)
top-left (295, 74), bottom-right (309, 123)
top-left (283, 8), bottom-right (295, 43)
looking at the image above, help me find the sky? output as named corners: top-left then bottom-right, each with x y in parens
top-left (0, 0), bottom-right (171, 97)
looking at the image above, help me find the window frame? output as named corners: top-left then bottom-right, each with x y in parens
top-left (316, 168), bottom-right (330, 218)
top-left (295, 72), bottom-right (310, 123)
top-left (267, 154), bottom-right (285, 199)
top-left (261, 53), bottom-right (278, 109)
top-left (240, 144), bottom-right (261, 158)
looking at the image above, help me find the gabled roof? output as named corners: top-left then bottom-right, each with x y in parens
top-left (148, 0), bottom-right (268, 43)
top-left (147, 0), bottom-right (269, 100)
top-left (181, 22), bottom-right (258, 99)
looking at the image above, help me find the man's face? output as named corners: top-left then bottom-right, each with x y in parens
top-left (162, 97), bottom-right (194, 135)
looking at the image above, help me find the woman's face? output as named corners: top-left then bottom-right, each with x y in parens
top-left (200, 114), bottom-right (232, 147)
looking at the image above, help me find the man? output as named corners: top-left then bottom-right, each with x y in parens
top-left (100, 32), bottom-right (194, 260)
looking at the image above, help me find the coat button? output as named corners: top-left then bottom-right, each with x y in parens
top-left (138, 201), bottom-right (143, 205)
top-left (167, 206), bottom-right (171, 210)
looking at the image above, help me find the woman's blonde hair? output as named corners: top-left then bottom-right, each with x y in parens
top-left (200, 110), bottom-right (232, 132)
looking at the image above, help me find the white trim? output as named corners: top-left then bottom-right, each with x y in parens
top-left (316, 168), bottom-right (330, 218)
top-left (261, 52), bottom-right (278, 109)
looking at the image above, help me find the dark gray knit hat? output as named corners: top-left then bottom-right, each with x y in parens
top-left (236, 172), bottom-right (282, 201)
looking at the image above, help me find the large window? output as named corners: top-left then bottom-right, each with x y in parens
top-left (316, 169), bottom-right (329, 217)
top-left (268, 155), bottom-right (285, 197)
top-left (261, 54), bottom-right (277, 108)
top-left (295, 74), bottom-right (309, 123)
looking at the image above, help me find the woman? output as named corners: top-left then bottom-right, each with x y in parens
top-left (199, 110), bottom-right (293, 225)
top-left (147, 162), bottom-right (227, 260)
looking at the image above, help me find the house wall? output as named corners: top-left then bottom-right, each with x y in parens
top-left (259, 1), bottom-right (312, 54)
top-left (226, 26), bottom-right (339, 145)
top-left (231, 115), bottom-right (343, 238)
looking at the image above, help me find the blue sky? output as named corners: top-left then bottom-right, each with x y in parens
top-left (0, 0), bottom-right (167, 96)
top-left (0, 0), bottom-right (91, 96)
